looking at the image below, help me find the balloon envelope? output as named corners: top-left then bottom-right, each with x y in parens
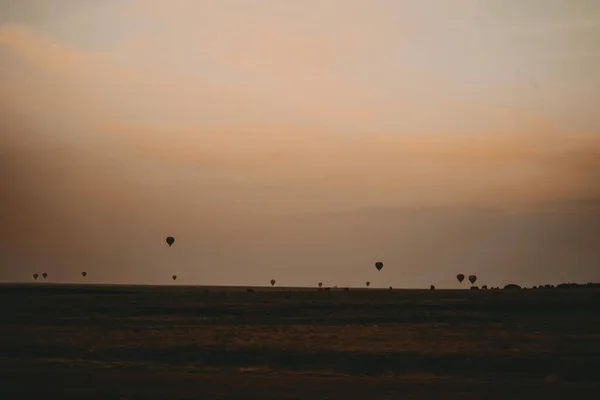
top-left (172, 275), bottom-right (177, 280)
top-left (468, 275), bottom-right (477, 284)
top-left (33, 273), bottom-right (38, 280)
top-left (318, 282), bottom-right (323, 287)
top-left (166, 236), bottom-right (175, 247)
top-left (375, 261), bottom-right (383, 271)
top-left (42, 273), bottom-right (47, 279)
top-left (270, 279), bottom-right (275, 286)
top-left (81, 272), bottom-right (87, 277)
top-left (366, 281), bottom-right (370, 287)
top-left (457, 274), bottom-right (465, 283)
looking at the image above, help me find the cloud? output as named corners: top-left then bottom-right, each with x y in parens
top-left (1, 5), bottom-right (568, 137)
top-left (0, 21), bottom-right (381, 134)
top-left (95, 120), bottom-right (600, 209)
top-left (1, 2), bottom-right (599, 214)
top-left (0, 23), bottom-right (130, 78)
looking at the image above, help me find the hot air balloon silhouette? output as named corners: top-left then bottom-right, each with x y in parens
top-left (166, 236), bottom-right (175, 247)
top-left (375, 262), bottom-right (383, 271)
top-left (81, 272), bottom-right (87, 277)
top-left (270, 279), bottom-right (276, 287)
top-left (318, 282), bottom-right (323, 288)
top-left (468, 275), bottom-right (477, 285)
top-left (42, 272), bottom-right (48, 279)
top-left (366, 281), bottom-right (371, 287)
top-left (457, 274), bottom-right (465, 283)
top-left (33, 273), bottom-right (39, 280)
top-left (172, 275), bottom-right (177, 281)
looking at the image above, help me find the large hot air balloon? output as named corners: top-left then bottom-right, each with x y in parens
top-left (172, 275), bottom-right (177, 281)
top-left (366, 281), bottom-right (370, 287)
top-left (42, 272), bottom-right (48, 279)
top-left (270, 279), bottom-right (276, 286)
top-left (33, 273), bottom-right (39, 280)
top-left (81, 272), bottom-right (87, 277)
top-left (318, 282), bottom-right (323, 288)
top-left (468, 275), bottom-right (477, 285)
top-left (457, 274), bottom-right (465, 283)
top-left (166, 236), bottom-right (175, 247)
top-left (375, 262), bottom-right (383, 271)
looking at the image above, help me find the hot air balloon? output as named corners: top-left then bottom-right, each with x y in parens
top-left (366, 281), bottom-right (370, 287)
top-left (270, 279), bottom-right (276, 287)
top-left (42, 272), bottom-right (48, 279)
top-left (166, 236), bottom-right (175, 247)
top-left (318, 282), bottom-right (323, 288)
top-left (172, 275), bottom-right (177, 281)
top-left (81, 272), bottom-right (87, 277)
top-left (33, 273), bottom-right (39, 280)
top-left (457, 274), bottom-right (465, 283)
top-left (375, 262), bottom-right (383, 271)
top-left (468, 275), bottom-right (477, 285)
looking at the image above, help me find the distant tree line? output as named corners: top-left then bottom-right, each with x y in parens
top-left (551, 282), bottom-right (600, 289)
top-left (465, 282), bottom-right (600, 291)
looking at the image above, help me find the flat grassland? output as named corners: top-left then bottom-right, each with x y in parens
top-left (1, 284), bottom-right (599, 399)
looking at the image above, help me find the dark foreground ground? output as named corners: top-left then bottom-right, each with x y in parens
top-left (1, 284), bottom-right (599, 399)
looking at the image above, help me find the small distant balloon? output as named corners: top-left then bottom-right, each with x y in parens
top-left (270, 279), bottom-right (276, 286)
top-left (375, 261), bottom-right (383, 271)
top-left (81, 272), bottom-right (87, 277)
top-left (457, 274), bottom-right (465, 283)
top-left (318, 282), bottom-right (323, 288)
top-left (166, 236), bottom-right (175, 247)
top-left (42, 272), bottom-right (48, 279)
top-left (366, 281), bottom-right (370, 287)
top-left (468, 275), bottom-right (477, 285)
top-left (33, 273), bottom-right (39, 280)
top-left (172, 275), bottom-right (177, 281)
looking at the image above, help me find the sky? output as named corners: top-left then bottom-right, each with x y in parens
top-left (1, 0), bottom-right (599, 288)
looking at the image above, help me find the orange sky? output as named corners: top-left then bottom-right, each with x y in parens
top-left (1, 0), bottom-right (599, 287)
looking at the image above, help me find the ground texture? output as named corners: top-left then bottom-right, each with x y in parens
top-left (1, 284), bottom-right (599, 399)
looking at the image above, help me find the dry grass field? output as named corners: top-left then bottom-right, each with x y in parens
top-left (1, 284), bottom-right (599, 399)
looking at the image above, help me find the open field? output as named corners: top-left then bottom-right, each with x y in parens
top-left (1, 284), bottom-right (599, 399)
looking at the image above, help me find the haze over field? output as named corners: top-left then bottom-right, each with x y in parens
top-left (1, 0), bottom-right (599, 287)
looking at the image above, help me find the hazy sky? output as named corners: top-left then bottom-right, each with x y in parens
top-left (1, 0), bottom-right (599, 287)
